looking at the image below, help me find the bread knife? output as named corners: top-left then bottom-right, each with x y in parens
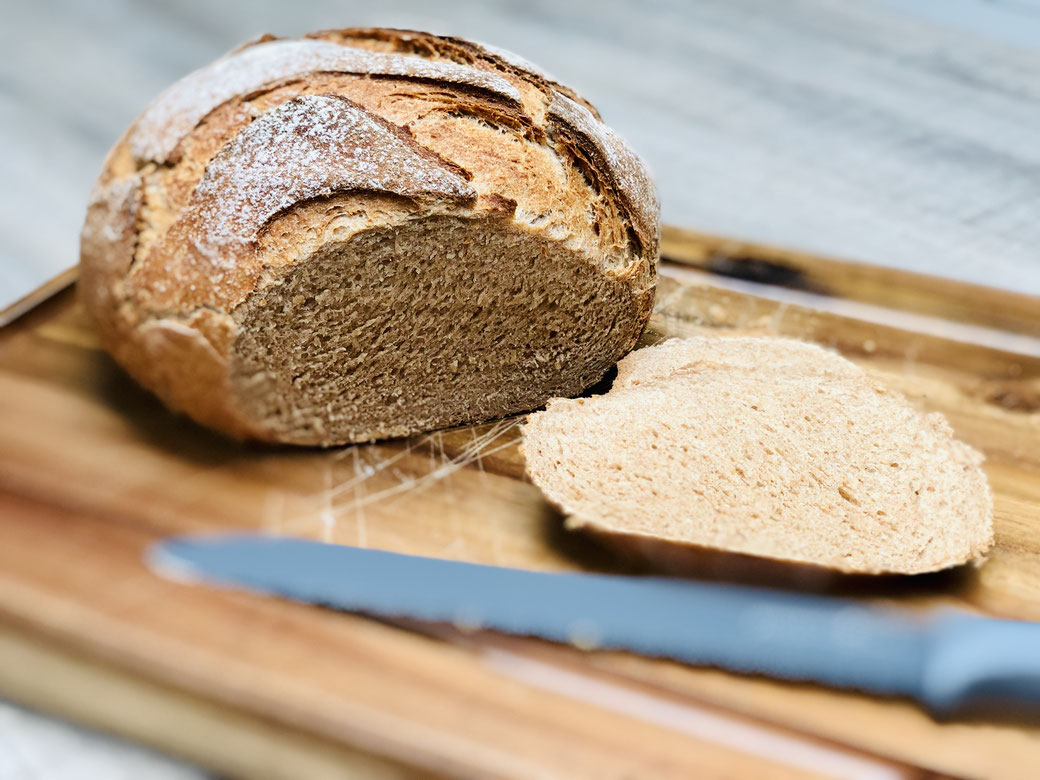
top-left (151, 535), bottom-right (1040, 717)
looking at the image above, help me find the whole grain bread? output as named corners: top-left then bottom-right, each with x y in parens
top-left (80, 29), bottom-right (658, 445)
top-left (522, 337), bottom-right (994, 576)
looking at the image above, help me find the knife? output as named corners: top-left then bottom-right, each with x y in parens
top-left (151, 534), bottom-right (1040, 717)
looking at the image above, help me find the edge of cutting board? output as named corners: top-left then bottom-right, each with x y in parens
top-left (0, 620), bottom-right (419, 780)
top-left (660, 225), bottom-right (1040, 336)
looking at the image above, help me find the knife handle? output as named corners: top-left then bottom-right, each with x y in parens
top-left (922, 615), bottom-right (1040, 717)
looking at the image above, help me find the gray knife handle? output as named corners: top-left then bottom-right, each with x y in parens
top-left (922, 614), bottom-right (1040, 716)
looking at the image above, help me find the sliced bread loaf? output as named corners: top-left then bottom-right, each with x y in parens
top-left (522, 337), bottom-right (993, 575)
top-left (80, 29), bottom-right (658, 445)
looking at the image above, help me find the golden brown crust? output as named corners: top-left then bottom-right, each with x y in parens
top-left (80, 174), bottom-right (140, 329)
top-left (131, 94), bottom-right (476, 313)
top-left (79, 29), bottom-right (660, 444)
top-left (133, 315), bottom-right (262, 438)
top-left (130, 37), bottom-right (526, 164)
top-left (547, 94), bottom-right (660, 257)
top-left (307, 27), bottom-right (601, 118)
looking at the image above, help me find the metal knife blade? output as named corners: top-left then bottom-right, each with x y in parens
top-left (150, 534), bottom-right (1040, 717)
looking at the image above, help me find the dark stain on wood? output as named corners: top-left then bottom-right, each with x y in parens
top-left (703, 252), bottom-right (825, 293)
top-left (980, 379), bottom-right (1040, 414)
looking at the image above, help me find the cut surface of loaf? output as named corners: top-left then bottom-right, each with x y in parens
top-left (523, 337), bottom-right (994, 575)
top-left (80, 29), bottom-right (658, 445)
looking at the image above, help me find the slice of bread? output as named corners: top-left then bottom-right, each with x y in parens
top-left (522, 337), bottom-right (993, 575)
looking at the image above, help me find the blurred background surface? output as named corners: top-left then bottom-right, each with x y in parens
top-left (3, 0), bottom-right (1040, 305)
top-left (2, 0), bottom-right (1039, 776)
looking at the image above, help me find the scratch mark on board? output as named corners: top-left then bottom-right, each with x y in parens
top-left (352, 445), bottom-right (367, 547)
top-left (279, 418), bottom-right (523, 542)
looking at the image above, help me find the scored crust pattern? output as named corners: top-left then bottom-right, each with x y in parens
top-left (80, 29), bottom-right (660, 444)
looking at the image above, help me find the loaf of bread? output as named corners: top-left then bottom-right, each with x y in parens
top-left (80, 29), bottom-right (658, 445)
top-left (522, 338), bottom-right (994, 576)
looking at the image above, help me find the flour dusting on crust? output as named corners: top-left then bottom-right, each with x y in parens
top-left (131, 39), bottom-right (524, 163)
top-left (186, 94), bottom-right (475, 267)
top-left (548, 94), bottom-right (659, 253)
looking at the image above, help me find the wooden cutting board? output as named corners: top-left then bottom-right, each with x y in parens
top-left (2, 227), bottom-right (1040, 778)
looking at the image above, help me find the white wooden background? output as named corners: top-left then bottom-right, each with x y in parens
top-left (2, 0), bottom-right (1039, 777)
top-left (3, 0), bottom-right (1040, 306)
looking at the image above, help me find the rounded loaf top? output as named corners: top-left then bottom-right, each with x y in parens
top-left (80, 28), bottom-right (660, 445)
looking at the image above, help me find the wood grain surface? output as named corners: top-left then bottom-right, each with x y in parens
top-left (2, 250), bottom-right (1040, 777)
top-left (4, 1), bottom-right (1040, 774)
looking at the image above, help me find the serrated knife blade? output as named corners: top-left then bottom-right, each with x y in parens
top-left (151, 534), bottom-right (1040, 717)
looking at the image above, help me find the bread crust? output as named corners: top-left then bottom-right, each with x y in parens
top-left (80, 29), bottom-right (659, 444)
top-left (306, 27), bottom-right (601, 116)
